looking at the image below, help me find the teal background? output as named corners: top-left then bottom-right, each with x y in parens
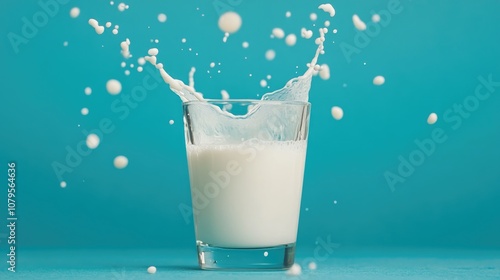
top-left (1, 0), bottom-right (500, 258)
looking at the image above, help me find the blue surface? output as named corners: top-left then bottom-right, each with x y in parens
top-left (4, 248), bottom-right (500, 279)
top-left (1, 0), bottom-right (500, 277)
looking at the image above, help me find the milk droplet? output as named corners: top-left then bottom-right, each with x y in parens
top-left (63, 41), bottom-right (69, 47)
top-left (88, 19), bottom-right (105, 35)
top-left (106, 79), bottom-right (122, 95)
top-left (267, 75), bottom-right (272, 80)
top-left (310, 13), bottom-right (317, 21)
top-left (137, 57), bottom-right (146, 65)
top-left (308, 262), bottom-right (317, 270)
top-left (210, 62), bottom-right (215, 68)
top-left (287, 263), bottom-right (302, 276)
top-left (318, 3), bottom-right (335, 17)
top-left (285, 34), bottom-right (297, 46)
top-left (120, 38), bottom-right (131, 59)
top-left (373, 75), bottom-right (385, 86)
top-left (120, 62), bottom-right (126, 68)
top-left (112, 29), bottom-right (118, 35)
top-left (242, 41), bottom-right (249, 48)
top-left (169, 120), bottom-right (174, 125)
top-left (264, 251), bottom-right (269, 257)
top-left (222, 32), bottom-right (229, 43)
top-left (324, 20), bottom-right (331, 27)
top-left (84, 87), bottom-right (92, 95)
top-left (427, 113), bottom-right (438, 125)
top-left (70, 7), bottom-right (80, 18)
top-left (219, 90), bottom-right (230, 101)
top-left (105, 22), bottom-right (112, 28)
top-left (147, 266), bottom-right (156, 274)
top-left (331, 106), bottom-right (344, 120)
top-left (301, 28), bottom-right (313, 39)
top-left (352, 14), bottom-right (367, 31)
top-left (285, 11), bottom-right (291, 18)
top-left (333, 29), bottom-right (338, 34)
top-left (114, 155), bottom-right (128, 169)
top-left (81, 107), bottom-right (89, 115)
top-left (117, 3), bottom-right (127, 12)
top-left (319, 64), bottom-right (330, 80)
top-left (260, 79), bottom-right (267, 87)
top-left (272, 28), bottom-right (285, 39)
top-left (148, 48), bottom-right (159, 56)
top-left (158, 13), bottom-right (167, 23)
top-left (265, 49), bottom-right (276, 61)
top-left (124, 70), bottom-right (130, 76)
top-left (86, 134), bottom-right (100, 149)
top-left (181, 38), bottom-right (187, 43)
top-left (60, 181), bottom-right (67, 188)
top-left (372, 14), bottom-right (381, 23)
top-left (137, 66), bottom-right (143, 72)
top-left (218, 11), bottom-right (242, 34)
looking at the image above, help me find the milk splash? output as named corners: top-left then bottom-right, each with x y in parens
top-left (144, 11), bottom-right (328, 104)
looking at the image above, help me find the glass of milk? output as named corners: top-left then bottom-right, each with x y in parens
top-left (183, 99), bottom-right (310, 270)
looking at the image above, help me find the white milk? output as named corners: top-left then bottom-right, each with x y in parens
top-left (187, 140), bottom-right (307, 248)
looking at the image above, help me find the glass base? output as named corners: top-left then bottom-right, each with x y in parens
top-left (196, 242), bottom-right (296, 270)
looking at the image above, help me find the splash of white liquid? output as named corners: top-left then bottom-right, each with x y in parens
top-left (158, 13), bottom-right (167, 23)
top-left (319, 64), bottom-right (330, 80)
top-left (106, 79), bottom-right (122, 95)
top-left (265, 49), bottom-right (276, 61)
top-left (144, 48), bottom-right (204, 102)
top-left (285, 34), bottom-right (297, 46)
top-left (113, 155), bottom-right (128, 169)
top-left (144, 6), bottom-right (327, 105)
top-left (221, 90), bottom-right (230, 100)
top-left (287, 263), bottom-right (302, 276)
top-left (147, 266), bottom-right (156, 274)
top-left (352, 14), bottom-right (367, 31)
top-left (301, 28), bottom-right (313, 39)
top-left (120, 38), bottom-right (131, 59)
top-left (218, 11), bottom-right (242, 33)
top-left (189, 67), bottom-right (196, 88)
top-left (70, 7), bottom-right (80, 18)
top-left (427, 113), bottom-right (438, 125)
top-left (86, 134), bottom-right (100, 149)
top-left (88, 19), bottom-right (105, 35)
top-left (331, 106), bottom-right (343, 120)
top-left (318, 4), bottom-right (335, 17)
top-left (272, 28), bottom-right (285, 39)
top-left (373, 75), bottom-right (385, 86)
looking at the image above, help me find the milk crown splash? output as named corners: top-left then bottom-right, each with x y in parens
top-left (144, 26), bottom-right (326, 104)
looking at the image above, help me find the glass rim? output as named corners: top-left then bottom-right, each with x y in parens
top-left (183, 99), bottom-right (311, 106)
